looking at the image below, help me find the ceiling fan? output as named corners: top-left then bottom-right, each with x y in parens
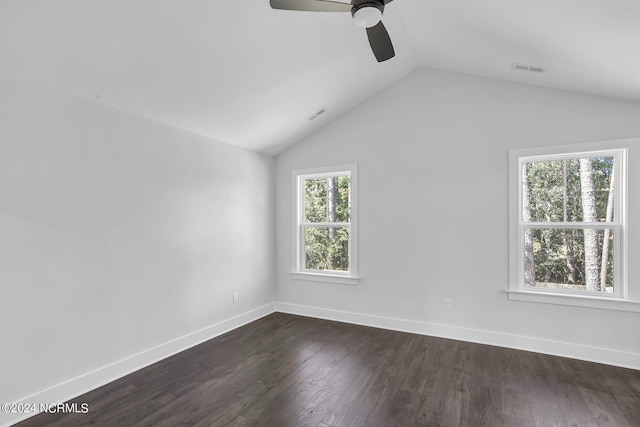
top-left (270, 0), bottom-right (396, 62)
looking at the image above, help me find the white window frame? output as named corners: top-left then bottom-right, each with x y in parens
top-left (291, 165), bottom-right (359, 285)
top-left (508, 139), bottom-right (640, 312)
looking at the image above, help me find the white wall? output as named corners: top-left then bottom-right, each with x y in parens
top-left (0, 75), bottom-right (275, 420)
top-left (275, 68), bottom-right (640, 368)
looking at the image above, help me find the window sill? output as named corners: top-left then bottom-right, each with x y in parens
top-left (505, 289), bottom-right (640, 312)
top-left (290, 272), bottom-right (360, 285)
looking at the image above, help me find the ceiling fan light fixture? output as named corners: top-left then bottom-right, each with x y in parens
top-left (352, 4), bottom-right (383, 28)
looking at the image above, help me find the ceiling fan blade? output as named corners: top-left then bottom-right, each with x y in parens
top-left (270, 0), bottom-right (352, 12)
top-left (353, 0), bottom-right (393, 5)
top-left (366, 21), bottom-right (395, 62)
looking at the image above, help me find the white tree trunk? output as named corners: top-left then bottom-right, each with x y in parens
top-left (562, 160), bottom-right (577, 284)
top-left (600, 164), bottom-right (615, 291)
top-left (579, 158), bottom-right (599, 291)
top-left (522, 164), bottom-right (535, 285)
top-left (327, 177), bottom-right (337, 269)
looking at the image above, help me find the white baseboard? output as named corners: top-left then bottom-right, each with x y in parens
top-left (1, 303), bottom-right (276, 427)
top-left (275, 302), bottom-right (640, 370)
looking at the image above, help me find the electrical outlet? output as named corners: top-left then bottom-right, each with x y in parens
top-left (233, 292), bottom-right (239, 303)
top-left (444, 298), bottom-right (453, 310)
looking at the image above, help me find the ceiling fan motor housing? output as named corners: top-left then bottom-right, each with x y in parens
top-left (351, 1), bottom-right (384, 28)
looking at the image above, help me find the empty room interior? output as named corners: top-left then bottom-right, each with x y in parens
top-left (2, 1), bottom-right (640, 426)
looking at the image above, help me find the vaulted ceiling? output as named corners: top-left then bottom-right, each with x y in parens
top-left (2, 0), bottom-right (639, 154)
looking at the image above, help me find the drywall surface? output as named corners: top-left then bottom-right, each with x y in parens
top-left (275, 67), bottom-right (640, 366)
top-left (0, 75), bottom-right (275, 408)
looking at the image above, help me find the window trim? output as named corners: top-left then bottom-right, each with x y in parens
top-left (291, 165), bottom-right (359, 285)
top-left (508, 139), bottom-right (639, 311)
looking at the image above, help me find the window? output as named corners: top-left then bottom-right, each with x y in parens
top-left (508, 141), bottom-right (637, 311)
top-left (291, 165), bottom-right (358, 284)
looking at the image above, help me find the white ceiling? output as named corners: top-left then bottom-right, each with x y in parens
top-left (2, 0), bottom-right (639, 154)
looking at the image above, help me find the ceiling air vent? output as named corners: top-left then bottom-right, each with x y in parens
top-left (308, 108), bottom-right (327, 121)
top-left (513, 63), bottom-right (545, 73)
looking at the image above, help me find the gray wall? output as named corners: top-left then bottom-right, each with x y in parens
top-left (0, 75), bottom-right (276, 408)
top-left (275, 67), bottom-right (640, 366)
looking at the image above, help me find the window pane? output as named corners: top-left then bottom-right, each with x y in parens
top-left (305, 227), bottom-right (349, 271)
top-left (522, 157), bottom-right (614, 222)
top-left (523, 228), bottom-right (614, 292)
top-left (304, 176), bottom-right (351, 223)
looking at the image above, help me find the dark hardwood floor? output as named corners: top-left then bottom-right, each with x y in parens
top-left (15, 313), bottom-right (640, 426)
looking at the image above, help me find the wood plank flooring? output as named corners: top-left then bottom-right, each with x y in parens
top-left (15, 313), bottom-right (640, 426)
